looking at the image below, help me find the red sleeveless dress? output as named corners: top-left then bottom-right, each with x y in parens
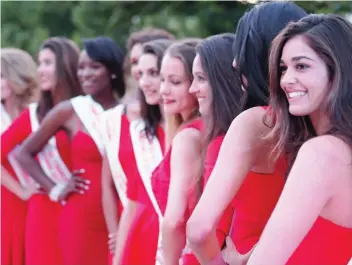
top-left (58, 131), bottom-right (109, 265)
top-left (1, 108), bottom-right (72, 265)
top-left (151, 119), bottom-right (203, 264)
top-left (287, 215), bottom-right (352, 264)
top-left (230, 106), bottom-right (286, 254)
top-left (184, 134), bottom-right (235, 265)
top-left (120, 119), bottom-right (165, 265)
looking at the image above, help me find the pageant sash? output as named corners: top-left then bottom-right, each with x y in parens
top-left (71, 95), bottom-right (105, 155)
top-left (100, 104), bottom-right (128, 207)
top-left (8, 103), bottom-right (71, 187)
top-left (129, 119), bottom-right (164, 265)
top-left (1, 103), bottom-right (12, 133)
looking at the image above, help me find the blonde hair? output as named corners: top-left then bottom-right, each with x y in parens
top-left (163, 39), bottom-right (202, 148)
top-left (1, 48), bottom-right (39, 110)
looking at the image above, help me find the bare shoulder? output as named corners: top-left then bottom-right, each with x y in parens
top-left (174, 127), bottom-right (201, 144)
top-left (52, 100), bottom-right (75, 117)
top-left (172, 127), bottom-right (201, 154)
top-left (125, 101), bottom-right (141, 122)
top-left (229, 106), bottom-right (269, 136)
top-left (299, 135), bottom-right (352, 165)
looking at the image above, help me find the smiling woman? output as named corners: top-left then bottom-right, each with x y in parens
top-left (14, 36), bottom-right (126, 265)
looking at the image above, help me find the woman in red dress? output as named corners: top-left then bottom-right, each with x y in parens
top-left (1, 38), bottom-right (81, 265)
top-left (1, 47), bottom-right (40, 265)
top-left (185, 33), bottom-right (244, 265)
top-left (102, 39), bottom-right (174, 265)
top-left (186, 3), bottom-right (307, 264)
top-left (146, 39), bottom-right (202, 265)
top-left (101, 30), bottom-right (175, 265)
top-left (16, 36), bottom-right (126, 265)
top-left (236, 14), bottom-right (352, 265)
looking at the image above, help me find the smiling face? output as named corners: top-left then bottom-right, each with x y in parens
top-left (77, 50), bottom-right (111, 96)
top-left (189, 54), bottom-right (212, 116)
top-left (138, 53), bottom-right (161, 105)
top-left (279, 35), bottom-right (330, 116)
top-left (160, 54), bottom-right (197, 118)
top-left (37, 48), bottom-right (57, 92)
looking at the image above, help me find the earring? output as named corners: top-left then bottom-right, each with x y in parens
top-left (111, 74), bottom-right (117, 79)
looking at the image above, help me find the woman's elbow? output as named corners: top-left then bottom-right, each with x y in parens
top-left (14, 146), bottom-right (27, 164)
top-left (162, 216), bottom-right (185, 236)
top-left (186, 216), bottom-right (214, 246)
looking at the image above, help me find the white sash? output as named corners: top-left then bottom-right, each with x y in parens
top-left (348, 258), bottom-right (352, 265)
top-left (8, 103), bottom-right (71, 187)
top-left (100, 104), bottom-right (128, 207)
top-left (71, 95), bottom-right (105, 155)
top-left (129, 119), bottom-right (164, 265)
top-left (1, 103), bottom-right (12, 133)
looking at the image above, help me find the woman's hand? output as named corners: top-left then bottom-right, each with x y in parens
top-left (108, 232), bottom-right (117, 255)
top-left (222, 237), bottom-right (254, 265)
top-left (57, 169), bottom-right (89, 201)
top-left (20, 181), bottom-right (40, 200)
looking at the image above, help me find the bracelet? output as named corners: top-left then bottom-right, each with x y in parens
top-left (48, 182), bottom-right (67, 202)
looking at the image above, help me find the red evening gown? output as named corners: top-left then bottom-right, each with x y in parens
top-left (151, 119), bottom-right (202, 264)
top-left (183, 134), bottom-right (235, 265)
top-left (1, 108), bottom-right (72, 265)
top-left (58, 130), bottom-right (109, 265)
top-left (286, 217), bottom-right (352, 264)
top-left (120, 117), bottom-right (165, 265)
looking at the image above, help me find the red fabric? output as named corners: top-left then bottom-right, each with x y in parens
top-left (1, 109), bottom-right (31, 265)
top-left (286, 216), bottom-right (352, 265)
top-left (120, 121), bottom-right (165, 265)
top-left (230, 158), bottom-right (286, 254)
top-left (58, 131), bottom-right (109, 265)
top-left (150, 119), bottom-right (202, 265)
top-left (184, 135), bottom-right (235, 265)
top-left (1, 109), bottom-right (72, 265)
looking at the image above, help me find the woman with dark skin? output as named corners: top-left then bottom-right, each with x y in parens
top-left (16, 36), bottom-right (126, 265)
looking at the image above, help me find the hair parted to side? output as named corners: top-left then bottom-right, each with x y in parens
top-left (197, 33), bottom-right (243, 145)
top-left (266, 14), bottom-right (352, 174)
top-left (83, 36), bottom-right (126, 99)
top-left (233, 1), bottom-right (307, 111)
top-left (163, 38), bottom-right (202, 148)
top-left (138, 39), bottom-right (174, 138)
top-left (127, 28), bottom-right (176, 52)
top-left (38, 37), bottom-right (82, 121)
top-left (1, 48), bottom-right (39, 110)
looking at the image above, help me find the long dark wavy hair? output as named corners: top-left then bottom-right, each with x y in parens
top-left (196, 33), bottom-right (242, 145)
top-left (37, 37), bottom-right (81, 121)
top-left (267, 14), bottom-right (352, 173)
top-left (233, 2), bottom-right (307, 111)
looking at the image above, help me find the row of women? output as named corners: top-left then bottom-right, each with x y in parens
top-left (1, 2), bottom-right (352, 265)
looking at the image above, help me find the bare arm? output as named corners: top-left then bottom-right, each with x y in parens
top-left (15, 101), bottom-right (74, 191)
top-left (247, 136), bottom-right (347, 265)
top-left (1, 166), bottom-right (36, 200)
top-left (102, 155), bottom-right (119, 233)
top-left (187, 107), bottom-right (270, 264)
top-left (162, 128), bottom-right (202, 265)
top-left (113, 199), bottom-right (139, 265)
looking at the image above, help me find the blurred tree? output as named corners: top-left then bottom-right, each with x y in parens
top-left (2, 1), bottom-right (352, 56)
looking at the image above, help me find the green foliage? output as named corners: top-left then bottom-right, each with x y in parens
top-left (1, 1), bottom-right (352, 56)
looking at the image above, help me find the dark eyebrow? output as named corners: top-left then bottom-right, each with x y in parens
top-left (280, 56), bottom-right (315, 64)
top-left (292, 56), bottom-right (315, 62)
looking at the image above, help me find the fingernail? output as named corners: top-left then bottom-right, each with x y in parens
top-left (85, 180), bottom-right (91, 184)
top-left (79, 169), bottom-right (85, 173)
top-left (80, 190), bottom-right (84, 194)
top-left (85, 186), bottom-right (89, 190)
